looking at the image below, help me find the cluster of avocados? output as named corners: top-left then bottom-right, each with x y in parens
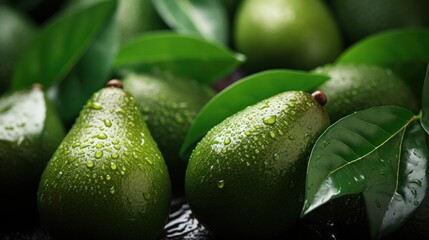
top-left (1, 0), bottom-right (429, 240)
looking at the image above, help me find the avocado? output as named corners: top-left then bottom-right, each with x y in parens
top-left (314, 64), bottom-right (419, 123)
top-left (37, 80), bottom-right (171, 240)
top-left (185, 91), bottom-right (330, 239)
top-left (0, 84), bottom-right (65, 227)
top-left (123, 71), bottom-right (215, 185)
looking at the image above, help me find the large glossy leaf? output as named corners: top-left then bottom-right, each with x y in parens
top-left (422, 63), bottom-right (429, 134)
top-left (337, 29), bottom-right (429, 67)
top-left (11, 0), bottom-right (117, 90)
top-left (336, 29), bottom-right (429, 97)
top-left (302, 106), bottom-right (429, 239)
top-left (152, 0), bottom-right (228, 45)
top-left (47, 11), bottom-right (120, 124)
top-left (180, 70), bottom-right (329, 157)
top-left (114, 32), bottom-right (244, 84)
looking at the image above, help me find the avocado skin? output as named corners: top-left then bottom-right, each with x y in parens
top-left (314, 64), bottom-right (419, 123)
top-left (185, 91), bottom-right (330, 239)
top-left (0, 87), bottom-right (65, 227)
top-left (37, 87), bottom-right (171, 240)
top-left (123, 71), bottom-right (215, 184)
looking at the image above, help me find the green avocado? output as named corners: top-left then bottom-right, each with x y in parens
top-left (123, 71), bottom-right (215, 184)
top-left (37, 81), bottom-right (171, 240)
top-left (314, 64), bottom-right (419, 123)
top-left (0, 85), bottom-right (65, 226)
top-left (185, 91), bottom-right (330, 239)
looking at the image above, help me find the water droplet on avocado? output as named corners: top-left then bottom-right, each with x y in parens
top-left (273, 153), bottom-right (280, 161)
top-left (143, 192), bottom-right (151, 200)
top-left (72, 142), bottom-right (81, 148)
top-left (95, 151), bottom-right (103, 159)
top-left (89, 102), bottom-right (102, 110)
top-left (112, 153), bottom-right (119, 159)
top-left (217, 180), bottom-right (225, 189)
top-left (116, 108), bottom-right (126, 114)
top-left (259, 103), bottom-right (269, 110)
top-left (270, 132), bottom-right (276, 139)
top-left (263, 115), bottom-right (276, 125)
top-left (96, 133), bottom-right (107, 139)
top-left (145, 158), bottom-right (153, 165)
top-left (224, 138), bottom-right (231, 145)
top-left (96, 143), bottom-right (103, 149)
top-left (109, 186), bottom-right (115, 194)
top-left (56, 172), bottom-right (63, 180)
top-left (86, 160), bottom-right (94, 168)
top-left (106, 175), bottom-right (111, 181)
top-left (104, 119), bottom-right (112, 127)
top-left (175, 113), bottom-right (184, 123)
top-left (110, 162), bottom-right (117, 170)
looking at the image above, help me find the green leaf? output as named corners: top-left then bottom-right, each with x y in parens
top-left (336, 29), bottom-right (429, 97)
top-left (337, 29), bottom-right (429, 67)
top-left (302, 106), bottom-right (429, 239)
top-left (152, 0), bottom-right (228, 45)
top-left (114, 32), bottom-right (244, 84)
top-left (11, 0), bottom-right (117, 90)
top-left (48, 11), bottom-right (120, 124)
top-left (422, 63), bottom-right (429, 135)
top-left (180, 70), bottom-right (329, 157)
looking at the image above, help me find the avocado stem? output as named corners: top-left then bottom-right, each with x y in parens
top-left (312, 90), bottom-right (327, 106)
top-left (105, 79), bottom-right (124, 89)
top-left (32, 83), bottom-right (44, 91)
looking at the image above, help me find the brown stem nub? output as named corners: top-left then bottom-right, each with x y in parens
top-left (105, 79), bottom-right (123, 89)
top-left (32, 83), bottom-right (44, 91)
top-left (312, 90), bottom-right (327, 106)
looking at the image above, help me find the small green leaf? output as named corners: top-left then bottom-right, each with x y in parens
top-left (114, 32), bottom-right (244, 84)
top-left (48, 12), bottom-right (120, 124)
top-left (152, 0), bottom-right (228, 44)
top-left (180, 70), bottom-right (329, 157)
top-left (302, 106), bottom-right (429, 239)
top-left (11, 0), bottom-right (117, 90)
top-left (422, 63), bottom-right (429, 134)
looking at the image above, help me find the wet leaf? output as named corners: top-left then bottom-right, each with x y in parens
top-left (180, 69), bottom-right (329, 157)
top-left (337, 29), bottom-right (429, 68)
top-left (302, 106), bottom-right (429, 239)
